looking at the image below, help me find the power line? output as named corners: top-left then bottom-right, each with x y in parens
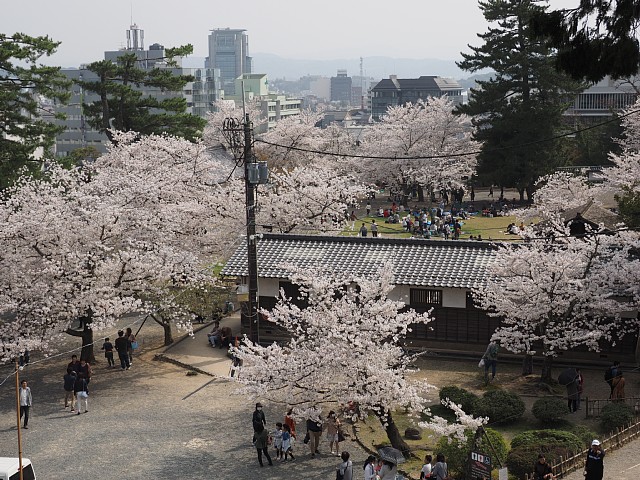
top-left (255, 107), bottom-right (640, 161)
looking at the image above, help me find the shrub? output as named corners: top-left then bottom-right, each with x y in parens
top-left (569, 425), bottom-right (597, 449)
top-left (438, 386), bottom-right (480, 414)
top-left (600, 402), bottom-right (634, 431)
top-left (510, 430), bottom-right (583, 452)
top-left (475, 389), bottom-right (525, 424)
top-left (507, 445), bottom-right (570, 480)
top-left (532, 397), bottom-right (568, 424)
top-left (434, 428), bottom-right (508, 479)
top-left (508, 430), bottom-right (583, 479)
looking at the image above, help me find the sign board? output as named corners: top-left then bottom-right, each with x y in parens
top-left (469, 451), bottom-right (492, 480)
top-left (498, 467), bottom-right (508, 480)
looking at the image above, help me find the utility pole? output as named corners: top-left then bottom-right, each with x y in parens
top-left (222, 114), bottom-right (267, 344)
top-left (14, 359), bottom-right (23, 480)
top-left (243, 114), bottom-right (259, 344)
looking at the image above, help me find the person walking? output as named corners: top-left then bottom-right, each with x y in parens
top-left (371, 220), bottom-right (378, 238)
top-left (19, 380), bottom-right (32, 429)
top-left (325, 410), bottom-right (341, 456)
top-left (101, 337), bottom-right (115, 368)
top-left (74, 373), bottom-right (89, 414)
top-left (306, 416), bottom-right (323, 457)
top-left (282, 423), bottom-right (295, 461)
top-left (126, 327), bottom-right (136, 365)
top-left (366, 202), bottom-right (371, 216)
top-left (567, 375), bottom-right (579, 413)
top-left (78, 358), bottom-right (92, 385)
top-left (378, 460), bottom-right (398, 480)
top-left (432, 454), bottom-right (449, 480)
top-left (584, 440), bottom-right (605, 480)
top-left (114, 330), bottom-right (130, 370)
top-left (482, 341), bottom-right (499, 382)
top-left (359, 223), bottom-right (368, 237)
top-left (576, 368), bottom-right (584, 410)
top-left (252, 402), bottom-right (266, 433)
top-left (63, 368), bottom-right (77, 411)
top-left (284, 408), bottom-right (297, 439)
top-left (254, 423), bottom-right (273, 467)
top-left (611, 370), bottom-right (626, 401)
top-left (604, 361), bottom-right (620, 398)
top-left (336, 451), bottom-right (353, 480)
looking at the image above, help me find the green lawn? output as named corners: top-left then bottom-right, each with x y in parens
top-left (342, 214), bottom-right (518, 241)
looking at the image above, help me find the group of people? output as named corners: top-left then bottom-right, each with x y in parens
top-left (101, 327), bottom-right (137, 370)
top-left (419, 454), bottom-right (450, 480)
top-left (605, 360), bottom-right (626, 400)
top-left (206, 320), bottom-right (233, 349)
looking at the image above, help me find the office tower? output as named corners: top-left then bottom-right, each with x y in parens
top-left (205, 28), bottom-right (252, 96)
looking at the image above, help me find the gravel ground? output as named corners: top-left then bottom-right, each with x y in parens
top-left (0, 319), bottom-right (367, 479)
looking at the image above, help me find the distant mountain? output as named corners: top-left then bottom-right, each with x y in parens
top-left (181, 53), bottom-right (491, 87)
top-left (251, 53), bottom-right (467, 81)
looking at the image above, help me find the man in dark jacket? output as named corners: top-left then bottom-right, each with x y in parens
top-left (584, 440), bottom-right (605, 480)
top-left (114, 330), bottom-right (130, 370)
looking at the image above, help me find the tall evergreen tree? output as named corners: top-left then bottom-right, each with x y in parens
top-left (457, 0), bottom-right (583, 200)
top-left (0, 33), bottom-right (71, 190)
top-left (79, 45), bottom-right (205, 143)
top-left (532, 0), bottom-right (640, 82)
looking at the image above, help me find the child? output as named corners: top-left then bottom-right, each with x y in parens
top-left (272, 422), bottom-right (283, 460)
top-left (102, 337), bottom-right (115, 368)
top-left (282, 423), bottom-right (295, 461)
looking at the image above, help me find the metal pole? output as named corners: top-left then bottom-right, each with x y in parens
top-left (14, 359), bottom-right (23, 480)
top-left (243, 114), bottom-right (259, 344)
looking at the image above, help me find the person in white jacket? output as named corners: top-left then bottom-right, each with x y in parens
top-left (19, 380), bottom-right (32, 429)
top-left (364, 455), bottom-right (376, 480)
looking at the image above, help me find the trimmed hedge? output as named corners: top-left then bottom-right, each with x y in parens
top-left (600, 402), bottom-right (635, 431)
top-left (507, 430), bottom-right (583, 479)
top-left (475, 389), bottom-right (525, 424)
top-left (532, 397), bottom-right (568, 424)
top-left (438, 386), bottom-right (480, 413)
top-left (434, 428), bottom-right (508, 479)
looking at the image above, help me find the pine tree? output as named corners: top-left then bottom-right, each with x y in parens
top-left (457, 0), bottom-right (583, 200)
top-left (79, 45), bottom-right (205, 143)
top-left (532, 0), bottom-right (640, 82)
top-left (0, 33), bottom-right (71, 190)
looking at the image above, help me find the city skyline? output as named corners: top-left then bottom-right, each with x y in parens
top-left (3, 0), bottom-right (577, 69)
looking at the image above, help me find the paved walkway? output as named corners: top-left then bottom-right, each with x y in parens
top-left (160, 311), bottom-right (241, 378)
top-left (559, 441), bottom-right (640, 480)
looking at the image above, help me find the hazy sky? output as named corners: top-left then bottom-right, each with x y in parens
top-left (3, 0), bottom-right (577, 67)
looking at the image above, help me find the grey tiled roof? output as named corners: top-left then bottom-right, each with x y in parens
top-left (221, 234), bottom-right (499, 289)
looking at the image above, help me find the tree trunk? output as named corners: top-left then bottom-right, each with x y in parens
top-left (66, 323), bottom-right (95, 363)
top-left (541, 355), bottom-right (554, 384)
top-left (417, 184), bottom-right (424, 203)
top-left (525, 184), bottom-right (535, 202)
top-left (163, 322), bottom-right (174, 346)
top-left (518, 187), bottom-right (525, 202)
top-left (151, 314), bottom-right (174, 346)
top-left (376, 410), bottom-right (411, 459)
top-left (522, 354), bottom-right (534, 376)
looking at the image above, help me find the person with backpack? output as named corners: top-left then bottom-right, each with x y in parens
top-left (336, 451), bottom-right (353, 480)
top-left (604, 361), bottom-right (620, 398)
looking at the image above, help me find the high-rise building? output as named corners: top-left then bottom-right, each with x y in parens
top-left (206, 28), bottom-right (252, 96)
top-left (52, 24), bottom-right (221, 157)
top-left (330, 70), bottom-right (352, 104)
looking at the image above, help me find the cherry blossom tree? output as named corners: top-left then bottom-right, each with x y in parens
top-left (474, 217), bottom-right (638, 382)
top-left (231, 264), bottom-right (486, 455)
top-left (0, 133), bottom-right (234, 361)
top-left (359, 97), bottom-right (477, 203)
top-left (255, 109), bottom-right (326, 167)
